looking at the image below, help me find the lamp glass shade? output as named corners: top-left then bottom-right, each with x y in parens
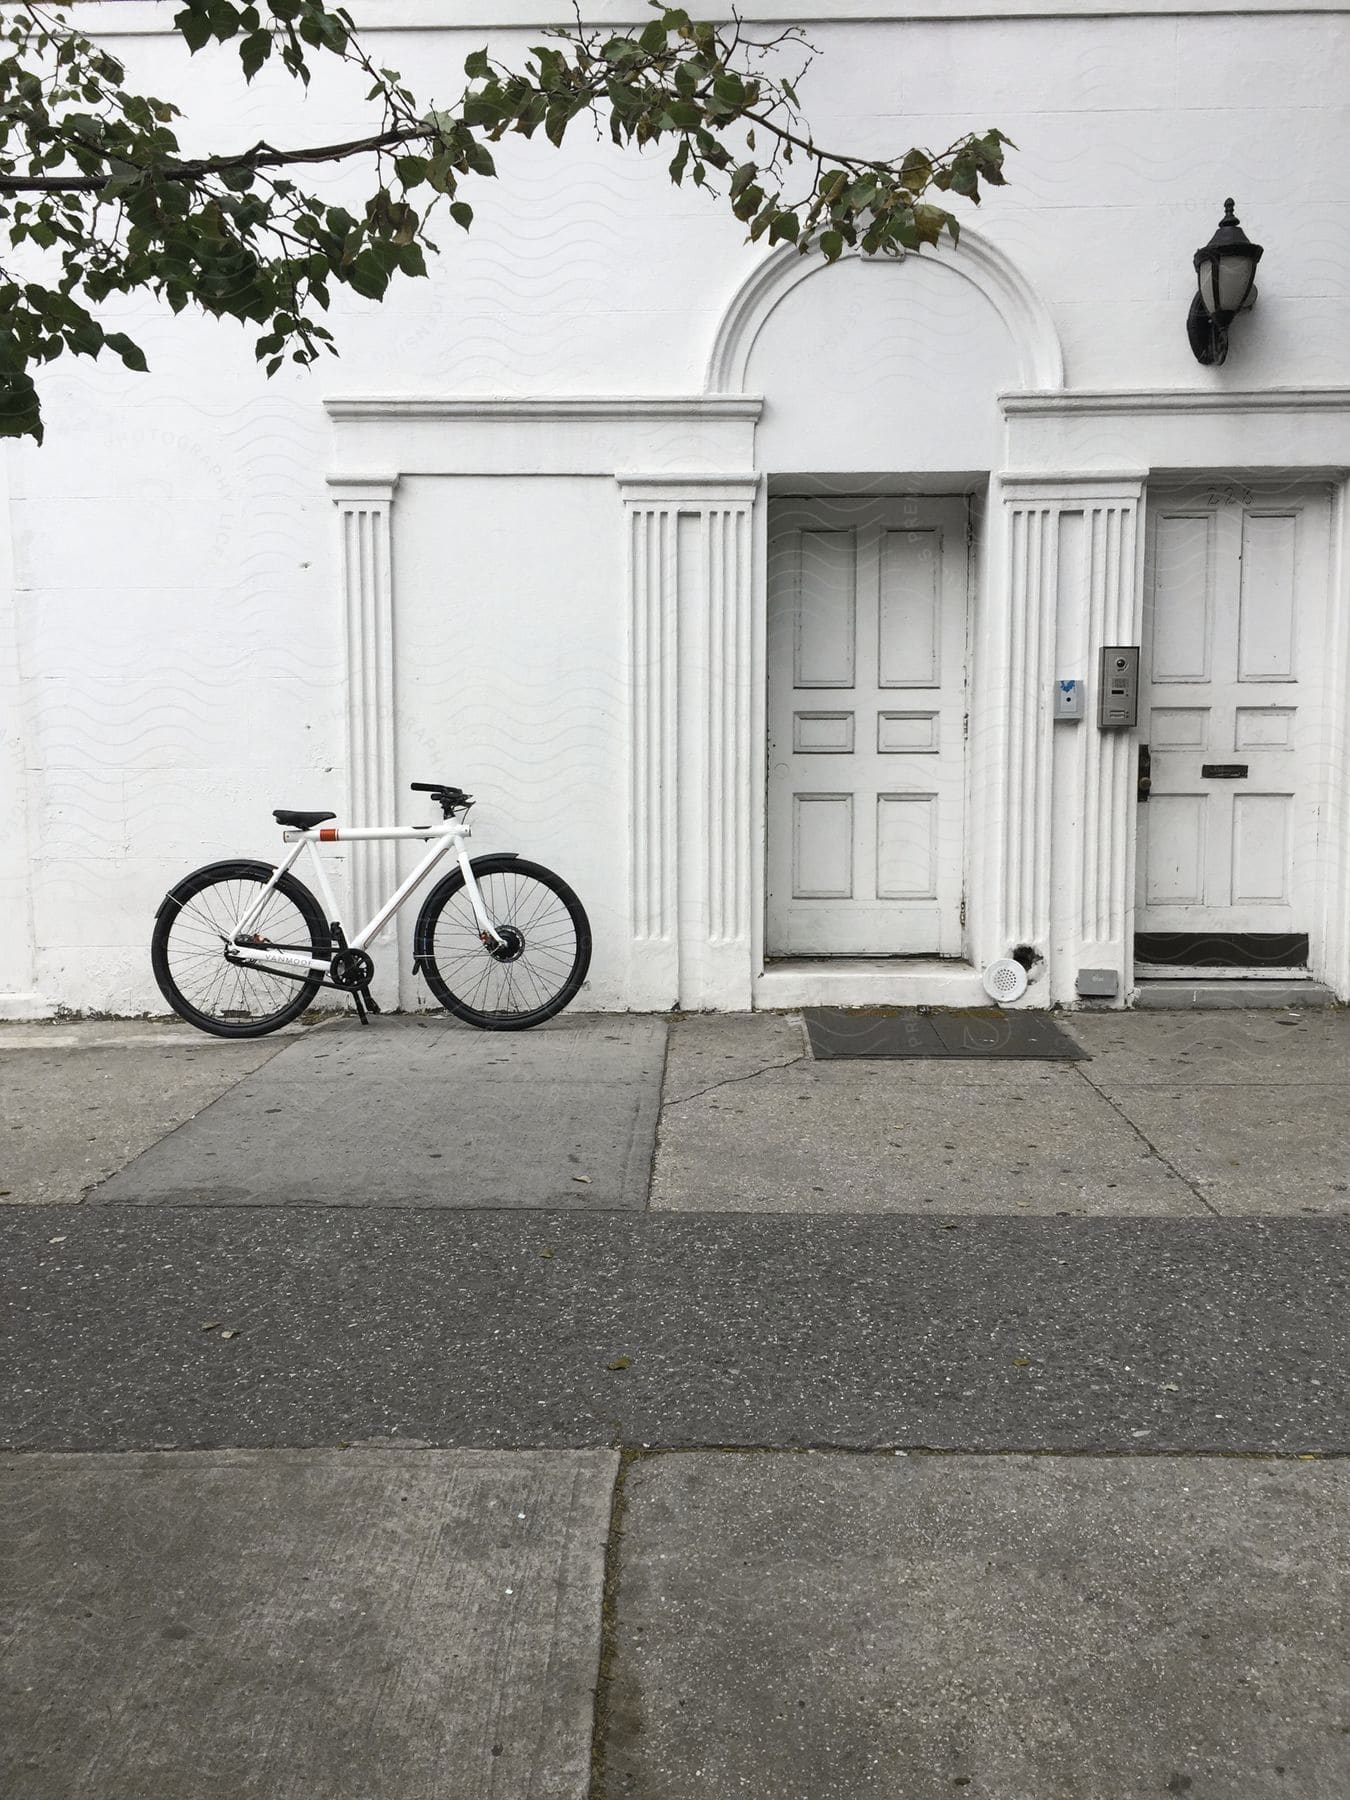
top-left (1193, 201), bottom-right (1263, 323)
top-left (1215, 252), bottom-right (1259, 314)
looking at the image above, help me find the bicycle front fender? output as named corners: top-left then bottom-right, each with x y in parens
top-left (411, 852), bottom-right (521, 971)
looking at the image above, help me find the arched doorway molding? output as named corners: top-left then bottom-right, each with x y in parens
top-left (704, 231), bottom-right (1064, 396)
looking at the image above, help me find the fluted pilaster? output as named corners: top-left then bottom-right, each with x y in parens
top-left (619, 476), bottom-right (759, 1010)
top-left (330, 475), bottom-right (400, 1003)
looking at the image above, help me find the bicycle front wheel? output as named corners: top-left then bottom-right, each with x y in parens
top-left (415, 854), bottom-right (591, 1029)
top-left (152, 859), bottom-right (329, 1039)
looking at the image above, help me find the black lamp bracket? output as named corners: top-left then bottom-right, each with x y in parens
top-left (1187, 291), bottom-right (1227, 366)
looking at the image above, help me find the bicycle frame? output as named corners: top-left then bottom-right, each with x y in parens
top-left (227, 816), bottom-right (504, 975)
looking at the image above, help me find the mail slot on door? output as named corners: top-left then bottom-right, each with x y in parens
top-left (1097, 646), bottom-right (1139, 729)
top-left (1201, 763), bottom-right (1249, 778)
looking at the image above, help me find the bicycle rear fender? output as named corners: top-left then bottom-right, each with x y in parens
top-left (155, 859), bottom-right (294, 921)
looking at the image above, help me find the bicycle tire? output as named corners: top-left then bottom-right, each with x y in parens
top-left (414, 854), bottom-right (591, 1029)
top-left (152, 859), bottom-right (329, 1039)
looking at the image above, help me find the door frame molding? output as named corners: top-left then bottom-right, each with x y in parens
top-left (762, 491), bottom-right (974, 964)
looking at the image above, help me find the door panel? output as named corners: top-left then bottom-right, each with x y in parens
top-left (1137, 486), bottom-right (1329, 946)
top-left (1237, 513), bottom-right (1297, 680)
top-left (793, 794), bottom-right (853, 898)
top-left (1144, 794), bottom-right (1208, 906)
top-left (878, 530), bottom-right (941, 686)
top-left (795, 531), bottom-right (855, 686)
top-left (767, 496), bottom-right (968, 957)
top-left (1151, 512), bottom-right (1214, 681)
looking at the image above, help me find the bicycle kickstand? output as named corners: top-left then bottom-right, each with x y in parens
top-left (350, 983), bottom-right (381, 1025)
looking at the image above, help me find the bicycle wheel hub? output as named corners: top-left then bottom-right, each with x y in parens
top-left (485, 926), bottom-right (525, 963)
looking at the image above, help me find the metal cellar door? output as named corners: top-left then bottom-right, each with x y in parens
top-left (766, 495), bottom-right (969, 958)
top-left (1135, 484), bottom-right (1331, 975)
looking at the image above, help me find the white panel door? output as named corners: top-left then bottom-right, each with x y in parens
top-left (1137, 485), bottom-right (1330, 939)
top-left (766, 496), bottom-right (969, 956)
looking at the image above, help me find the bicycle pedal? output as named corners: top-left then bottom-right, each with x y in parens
top-left (362, 989), bottom-right (382, 1015)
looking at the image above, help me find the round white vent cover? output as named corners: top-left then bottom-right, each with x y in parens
top-left (982, 958), bottom-right (1029, 1005)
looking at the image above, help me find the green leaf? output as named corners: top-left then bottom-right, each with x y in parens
top-left (463, 47), bottom-right (491, 80)
top-left (174, 6), bottom-right (214, 52)
top-left (463, 138), bottom-right (495, 177)
top-left (449, 200), bottom-right (472, 229)
top-left (104, 330), bottom-right (148, 371)
top-left (344, 248), bottom-right (388, 300)
top-left (207, 0), bottom-right (243, 42)
top-left (819, 228), bottom-right (844, 261)
top-left (66, 318), bottom-right (104, 355)
top-left (239, 30), bottom-right (271, 77)
top-left (395, 154), bottom-right (428, 187)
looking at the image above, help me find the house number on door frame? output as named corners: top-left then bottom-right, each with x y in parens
top-left (1202, 484), bottom-right (1255, 508)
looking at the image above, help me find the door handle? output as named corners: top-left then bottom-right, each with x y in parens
top-left (1137, 742), bottom-right (1151, 803)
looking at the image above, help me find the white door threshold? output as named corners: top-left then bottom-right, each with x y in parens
top-left (1133, 979), bottom-right (1335, 1010)
top-left (756, 958), bottom-right (987, 1011)
top-left (1133, 963), bottom-right (1312, 981)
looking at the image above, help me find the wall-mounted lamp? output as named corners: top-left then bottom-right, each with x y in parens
top-left (1187, 198), bottom-right (1263, 366)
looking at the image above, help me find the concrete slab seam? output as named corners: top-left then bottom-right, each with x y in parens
top-left (76, 1036), bottom-right (296, 1205)
top-left (639, 1023), bottom-right (673, 1211)
top-left (587, 1447), bottom-right (640, 1800)
top-left (1070, 1060), bottom-right (1222, 1217)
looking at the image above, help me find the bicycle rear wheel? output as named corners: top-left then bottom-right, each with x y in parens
top-left (415, 854), bottom-right (591, 1029)
top-left (152, 860), bottom-right (328, 1038)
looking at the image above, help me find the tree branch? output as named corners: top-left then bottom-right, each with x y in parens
top-left (0, 124), bottom-right (424, 192)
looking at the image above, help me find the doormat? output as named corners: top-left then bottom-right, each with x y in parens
top-left (803, 1007), bottom-right (1089, 1061)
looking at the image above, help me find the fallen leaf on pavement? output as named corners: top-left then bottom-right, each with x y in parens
top-left (606, 1356), bottom-right (632, 1371)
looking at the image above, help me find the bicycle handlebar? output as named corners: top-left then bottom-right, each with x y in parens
top-left (410, 781), bottom-right (472, 818)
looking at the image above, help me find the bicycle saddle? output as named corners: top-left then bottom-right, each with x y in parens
top-left (273, 809), bottom-right (336, 829)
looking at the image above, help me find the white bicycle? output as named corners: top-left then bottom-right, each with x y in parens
top-left (152, 782), bottom-right (592, 1038)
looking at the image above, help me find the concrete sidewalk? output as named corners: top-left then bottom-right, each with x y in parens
top-left (3, 1006), bottom-right (1349, 1798)
top-left (654, 1008), bottom-right (1350, 1214)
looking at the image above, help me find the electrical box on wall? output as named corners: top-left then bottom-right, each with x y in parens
top-left (1098, 646), bottom-right (1140, 729)
top-left (1054, 678), bottom-right (1085, 721)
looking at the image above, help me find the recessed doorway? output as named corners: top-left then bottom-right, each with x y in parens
top-left (1135, 482), bottom-right (1332, 979)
